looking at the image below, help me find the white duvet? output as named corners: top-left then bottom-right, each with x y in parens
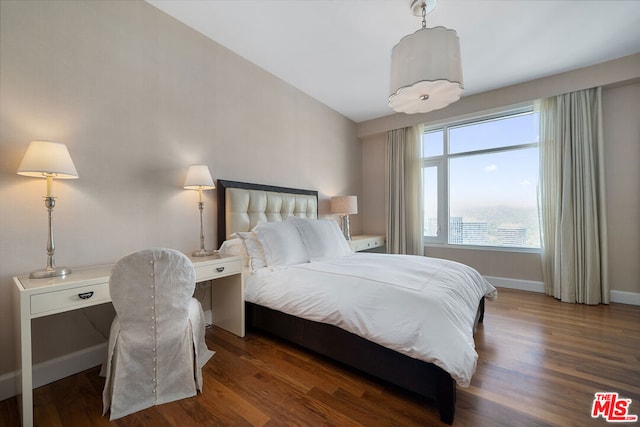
top-left (245, 252), bottom-right (497, 387)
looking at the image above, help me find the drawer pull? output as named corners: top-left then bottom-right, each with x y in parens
top-left (78, 291), bottom-right (94, 300)
top-left (216, 267), bottom-right (225, 273)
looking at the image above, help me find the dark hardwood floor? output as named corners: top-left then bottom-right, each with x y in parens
top-left (1, 288), bottom-right (639, 426)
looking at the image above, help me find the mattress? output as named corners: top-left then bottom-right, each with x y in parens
top-left (244, 252), bottom-right (497, 387)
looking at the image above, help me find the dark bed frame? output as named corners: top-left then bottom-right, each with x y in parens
top-left (216, 179), bottom-right (485, 425)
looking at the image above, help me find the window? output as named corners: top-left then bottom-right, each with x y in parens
top-left (422, 107), bottom-right (540, 249)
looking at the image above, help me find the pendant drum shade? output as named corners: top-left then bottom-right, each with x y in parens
top-left (389, 26), bottom-right (464, 114)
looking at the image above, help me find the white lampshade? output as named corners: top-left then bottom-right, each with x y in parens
top-left (331, 196), bottom-right (358, 215)
top-left (17, 140), bottom-right (79, 179)
top-left (389, 23), bottom-right (463, 114)
top-left (184, 165), bottom-right (215, 190)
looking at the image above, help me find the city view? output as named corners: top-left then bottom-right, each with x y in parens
top-left (422, 109), bottom-right (541, 249)
top-left (425, 205), bottom-right (541, 248)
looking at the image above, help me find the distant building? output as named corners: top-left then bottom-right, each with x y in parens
top-left (463, 222), bottom-right (488, 245)
top-left (442, 217), bottom-right (531, 247)
top-left (449, 217), bottom-right (463, 243)
top-left (425, 217), bottom-right (438, 237)
top-left (497, 225), bottom-right (527, 246)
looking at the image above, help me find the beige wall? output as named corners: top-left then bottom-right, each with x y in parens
top-left (602, 82), bottom-right (640, 295)
top-left (0, 1), bottom-right (360, 376)
top-left (1, 0), bottom-right (637, 385)
top-left (360, 57), bottom-right (640, 295)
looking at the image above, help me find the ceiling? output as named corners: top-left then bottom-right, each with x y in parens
top-left (146, 0), bottom-right (640, 123)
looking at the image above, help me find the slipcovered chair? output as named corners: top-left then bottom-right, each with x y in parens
top-left (102, 248), bottom-right (214, 420)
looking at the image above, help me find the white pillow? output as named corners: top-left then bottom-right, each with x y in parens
top-left (234, 232), bottom-right (267, 272)
top-left (252, 221), bottom-right (308, 268)
top-left (288, 217), bottom-right (352, 260)
top-left (219, 238), bottom-right (245, 257)
top-left (218, 238), bottom-right (249, 267)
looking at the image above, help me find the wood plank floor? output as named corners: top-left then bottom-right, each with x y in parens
top-left (1, 288), bottom-right (639, 426)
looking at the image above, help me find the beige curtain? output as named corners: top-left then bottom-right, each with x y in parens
top-left (385, 125), bottom-right (424, 255)
top-left (538, 87), bottom-right (609, 304)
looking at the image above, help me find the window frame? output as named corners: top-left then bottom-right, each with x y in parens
top-left (422, 105), bottom-right (541, 253)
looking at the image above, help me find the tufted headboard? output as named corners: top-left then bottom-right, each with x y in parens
top-left (216, 180), bottom-right (318, 247)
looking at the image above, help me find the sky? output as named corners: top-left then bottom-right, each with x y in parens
top-left (423, 111), bottom-right (540, 215)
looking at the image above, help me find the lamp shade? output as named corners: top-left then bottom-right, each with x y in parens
top-left (17, 140), bottom-right (78, 179)
top-left (389, 26), bottom-right (463, 114)
top-left (330, 196), bottom-right (358, 215)
top-left (184, 165), bottom-right (215, 190)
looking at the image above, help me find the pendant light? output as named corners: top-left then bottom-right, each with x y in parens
top-left (389, 0), bottom-right (464, 114)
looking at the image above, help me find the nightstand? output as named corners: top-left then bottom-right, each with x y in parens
top-left (349, 235), bottom-right (386, 252)
top-left (190, 254), bottom-right (244, 337)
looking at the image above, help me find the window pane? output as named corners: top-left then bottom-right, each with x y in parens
top-left (448, 147), bottom-right (540, 248)
top-left (423, 129), bottom-right (443, 157)
top-left (449, 113), bottom-right (538, 154)
top-left (423, 166), bottom-right (438, 237)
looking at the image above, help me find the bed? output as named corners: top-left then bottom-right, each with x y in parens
top-left (215, 179), bottom-right (496, 424)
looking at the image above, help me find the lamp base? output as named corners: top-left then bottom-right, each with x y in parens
top-left (340, 215), bottom-right (352, 241)
top-left (192, 249), bottom-right (215, 257)
top-left (29, 266), bottom-right (71, 279)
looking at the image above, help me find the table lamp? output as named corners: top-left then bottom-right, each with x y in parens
top-left (184, 164), bottom-right (215, 257)
top-left (330, 195), bottom-right (358, 240)
top-left (17, 140), bottom-right (79, 278)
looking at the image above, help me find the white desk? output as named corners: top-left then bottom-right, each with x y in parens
top-left (13, 254), bottom-right (243, 427)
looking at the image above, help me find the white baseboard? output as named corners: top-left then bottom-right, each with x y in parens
top-left (0, 369), bottom-right (17, 403)
top-left (610, 290), bottom-right (640, 306)
top-left (484, 276), bottom-right (545, 293)
top-left (0, 342), bottom-right (107, 402)
top-left (485, 275), bottom-right (640, 306)
top-left (32, 342), bottom-right (108, 389)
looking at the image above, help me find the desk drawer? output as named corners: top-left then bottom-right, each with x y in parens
top-left (194, 259), bottom-right (242, 282)
top-left (352, 241), bottom-right (376, 251)
top-left (30, 283), bottom-right (110, 316)
top-left (351, 237), bottom-right (385, 252)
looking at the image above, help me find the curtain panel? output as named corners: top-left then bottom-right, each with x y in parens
top-left (385, 125), bottom-right (424, 255)
top-left (538, 87), bottom-right (609, 304)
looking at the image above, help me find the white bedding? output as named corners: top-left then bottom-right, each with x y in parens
top-left (245, 252), bottom-right (497, 387)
